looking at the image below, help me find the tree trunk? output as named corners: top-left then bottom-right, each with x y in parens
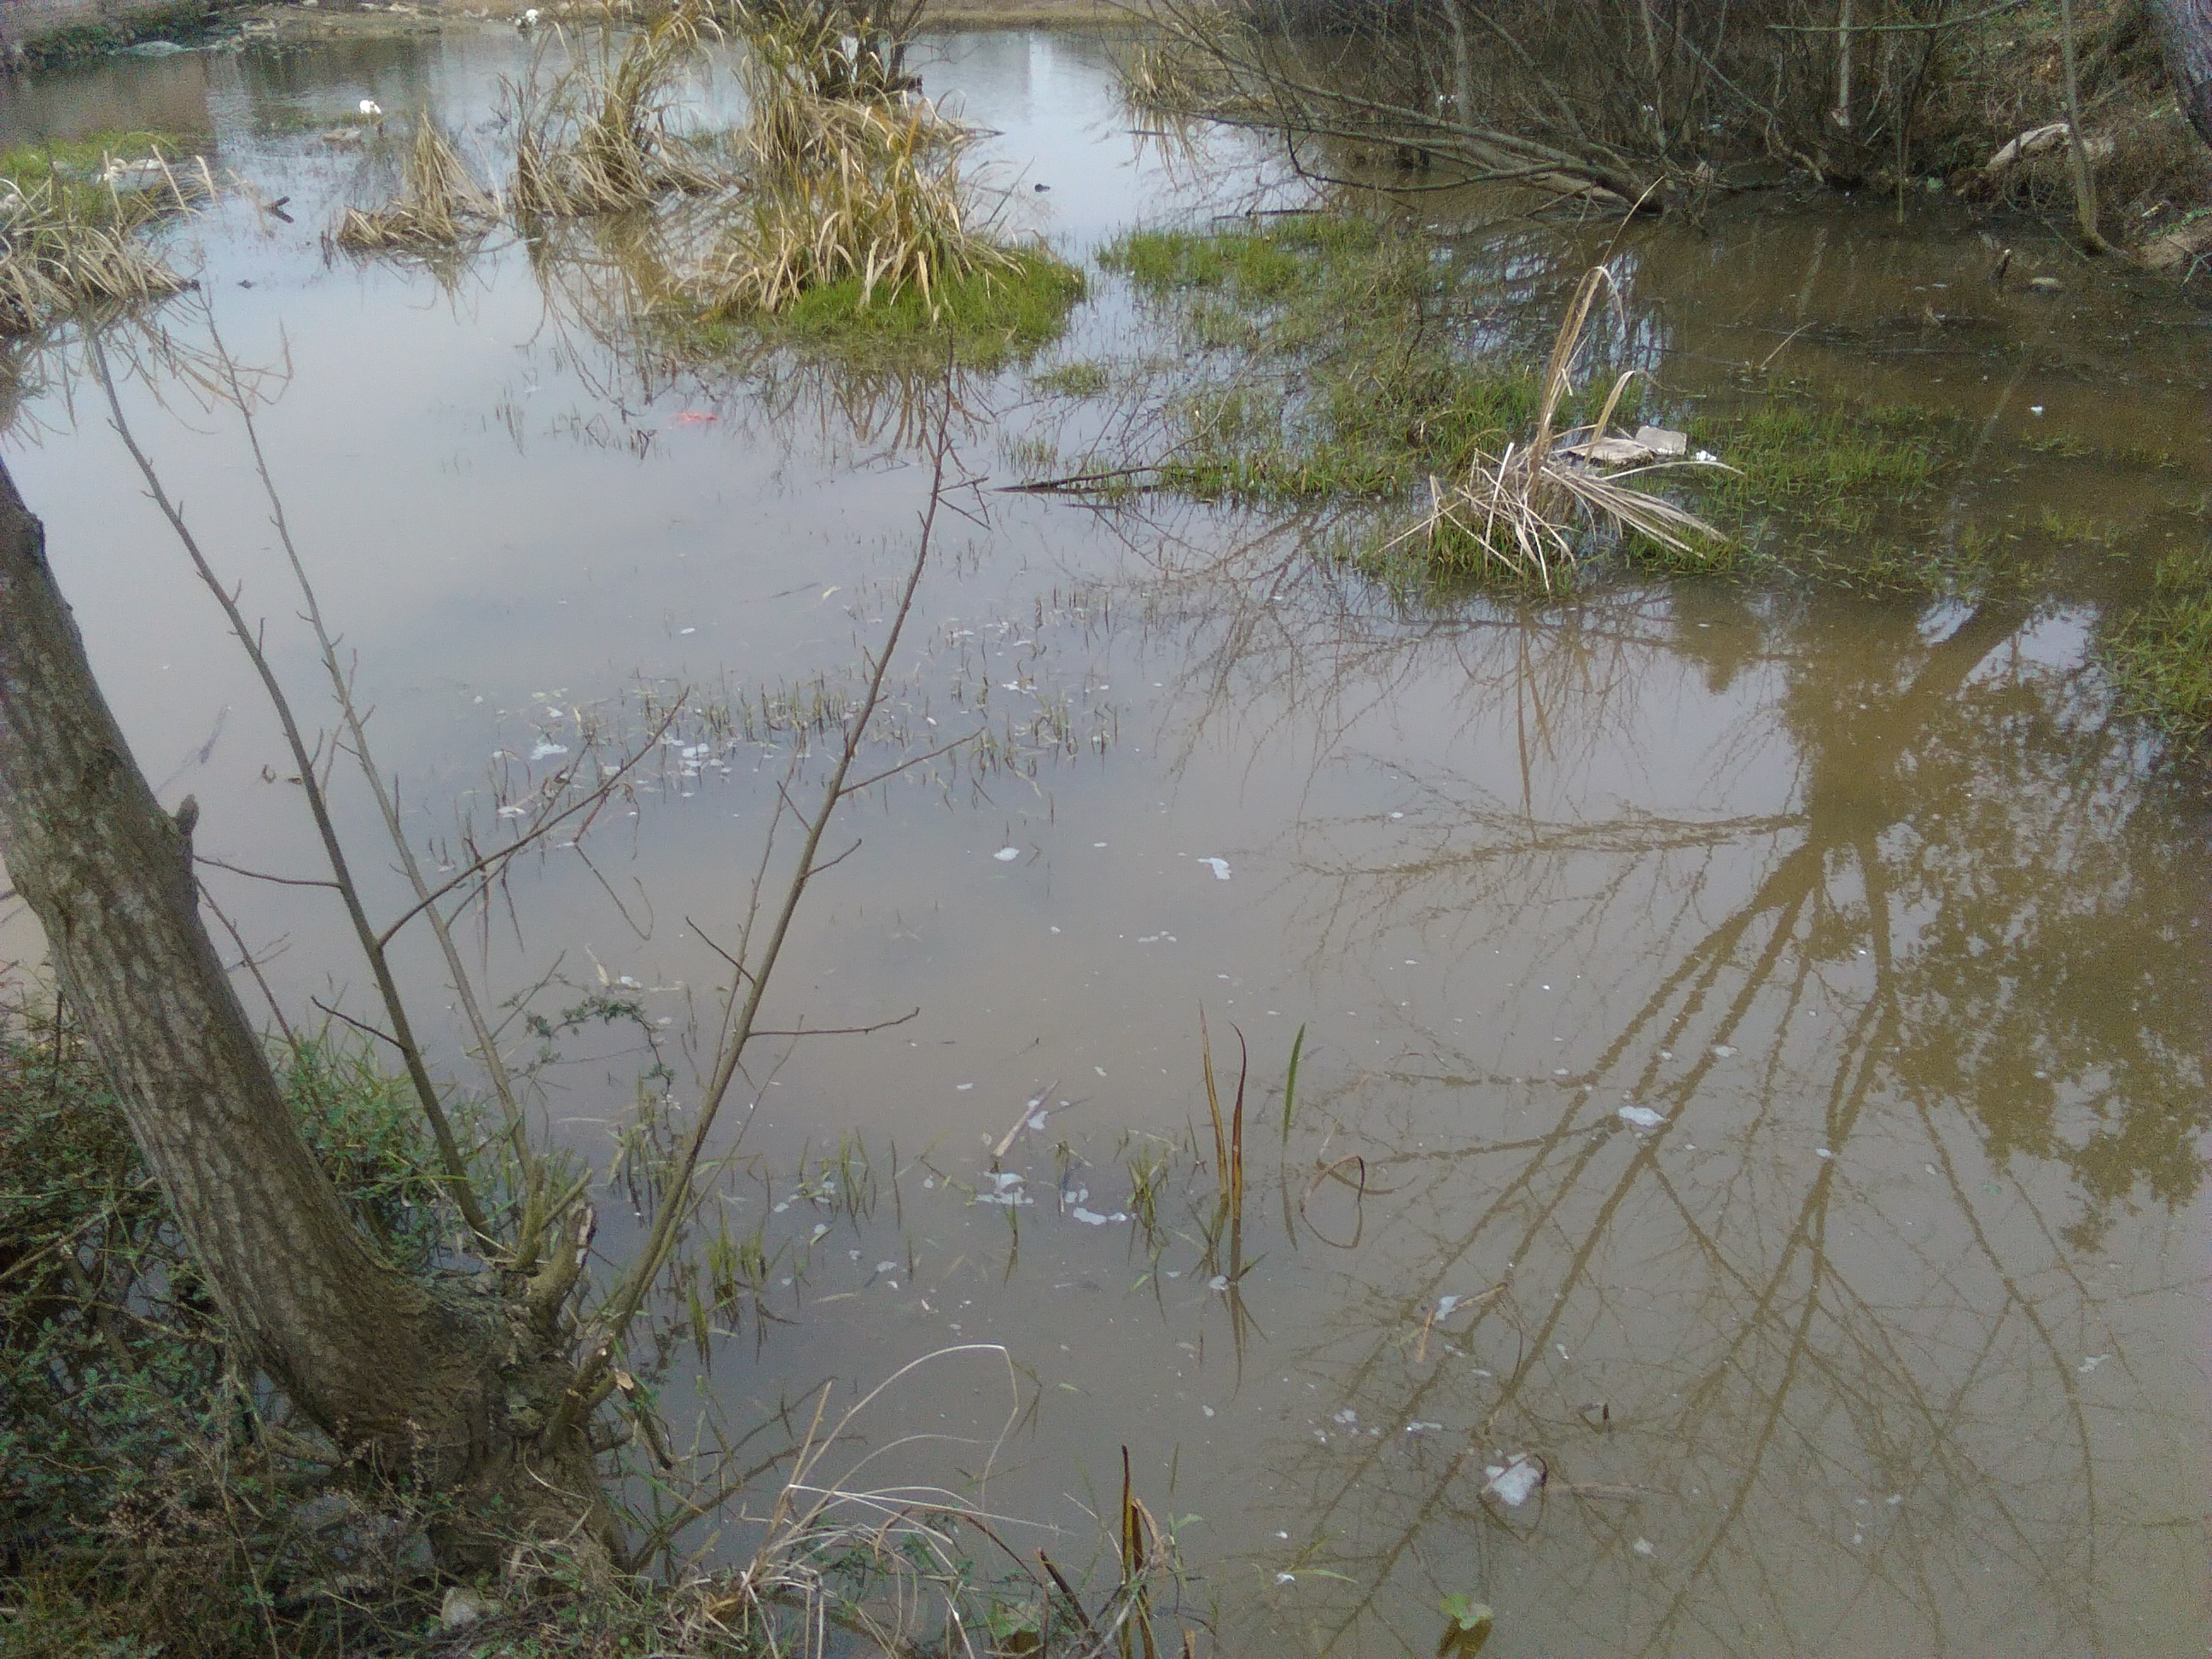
top-left (2151, 0), bottom-right (2212, 150)
top-left (0, 456), bottom-right (608, 1567)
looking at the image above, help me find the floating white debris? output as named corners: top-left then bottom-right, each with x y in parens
top-left (1482, 1458), bottom-right (1543, 1507)
top-left (530, 739), bottom-right (568, 760)
top-left (1332, 1407), bottom-right (1359, 1426)
top-left (1712, 1045), bottom-right (1737, 1058)
top-left (874, 1260), bottom-right (898, 1274)
top-left (497, 804), bottom-right (528, 818)
top-left (1815, 1147), bottom-right (1835, 1159)
top-left (1406, 1421), bottom-right (1443, 1434)
top-left (956, 1083), bottom-right (974, 1091)
top-left (1618, 1105), bottom-right (1666, 1131)
top-left (1633, 1537), bottom-right (1656, 1557)
top-left (1196, 857), bottom-right (1232, 881)
top-left (2078, 1353), bottom-right (2109, 1373)
top-left (1207, 1273), bottom-right (1229, 1292)
top-left (358, 98), bottom-right (383, 116)
top-left (993, 847), bottom-right (1021, 862)
top-left (1435, 1294), bottom-right (1464, 1318)
top-left (986, 1171), bottom-right (1024, 1191)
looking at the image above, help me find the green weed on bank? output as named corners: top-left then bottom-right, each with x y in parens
top-left (2104, 542), bottom-right (2212, 744)
top-left (1074, 217), bottom-right (1989, 594)
top-left (0, 1010), bottom-right (474, 1656)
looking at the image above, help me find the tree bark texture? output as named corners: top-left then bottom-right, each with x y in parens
top-left (0, 456), bottom-right (608, 1562)
top-left (2151, 0), bottom-right (2212, 151)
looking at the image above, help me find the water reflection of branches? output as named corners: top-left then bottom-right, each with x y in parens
top-left (1199, 595), bottom-right (2209, 1654)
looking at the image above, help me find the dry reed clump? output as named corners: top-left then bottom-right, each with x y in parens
top-left (1395, 266), bottom-right (1725, 591)
top-left (509, 4), bottom-right (729, 218)
top-left (334, 117), bottom-right (501, 253)
top-left (699, 12), bottom-right (1017, 317)
top-left (0, 155), bottom-right (207, 336)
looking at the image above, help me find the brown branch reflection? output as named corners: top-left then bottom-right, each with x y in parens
top-left (1129, 518), bottom-right (2210, 1654)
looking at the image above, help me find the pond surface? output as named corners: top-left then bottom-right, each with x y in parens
top-left (3, 23), bottom-right (2209, 1656)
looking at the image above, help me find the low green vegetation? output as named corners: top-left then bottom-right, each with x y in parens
top-left (0, 131), bottom-right (188, 190)
top-left (0, 997), bottom-right (1178, 1656)
top-left (1058, 216), bottom-right (1998, 595)
top-left (0, 1010), bottom-right (474, 1656)
top-left (738, 246), bottom-right (1085, 369)
top-left (2105, 543), bottom-right (2212, 745)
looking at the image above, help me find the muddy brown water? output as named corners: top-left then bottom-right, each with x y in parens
top-left (3, 25), bottom-right (2209, 1656)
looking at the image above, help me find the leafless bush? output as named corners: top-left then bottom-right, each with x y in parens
top-left (1128, 0), bottom-right (2167, 217)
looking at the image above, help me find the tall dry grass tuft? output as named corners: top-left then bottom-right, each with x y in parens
top-left (699, 9), bottom-right (1016, 317)
top-left (0, 155), bottom-right (207, 336)
top-left (1396, 266), bottom-right (1724, 590)
top-left (335, 116), bottom-right (501, 253)
top-left (509, 3), bottom-right (728, 218)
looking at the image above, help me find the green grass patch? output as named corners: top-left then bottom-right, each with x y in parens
top-left (1106, 212), bottom-right (1388, 304)
top-left (2105, 543), bottom-right (2212, 743)
top-left (0, 130), bottom-right (194, 220)
top-left (680, 247), bottom-right (1084, 373)
top-left (0, 130), bottom-right (186, 185)
top-left (1078, 216), bottom-right (2004, 594)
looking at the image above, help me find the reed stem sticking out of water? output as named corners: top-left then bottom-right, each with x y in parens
top-left (1198, 1009), bottom-right (1245, 1222)
top-left (335, 117), bottom-right (500, 253)
top-left (1395, 265), bottom-right (1725, 591)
